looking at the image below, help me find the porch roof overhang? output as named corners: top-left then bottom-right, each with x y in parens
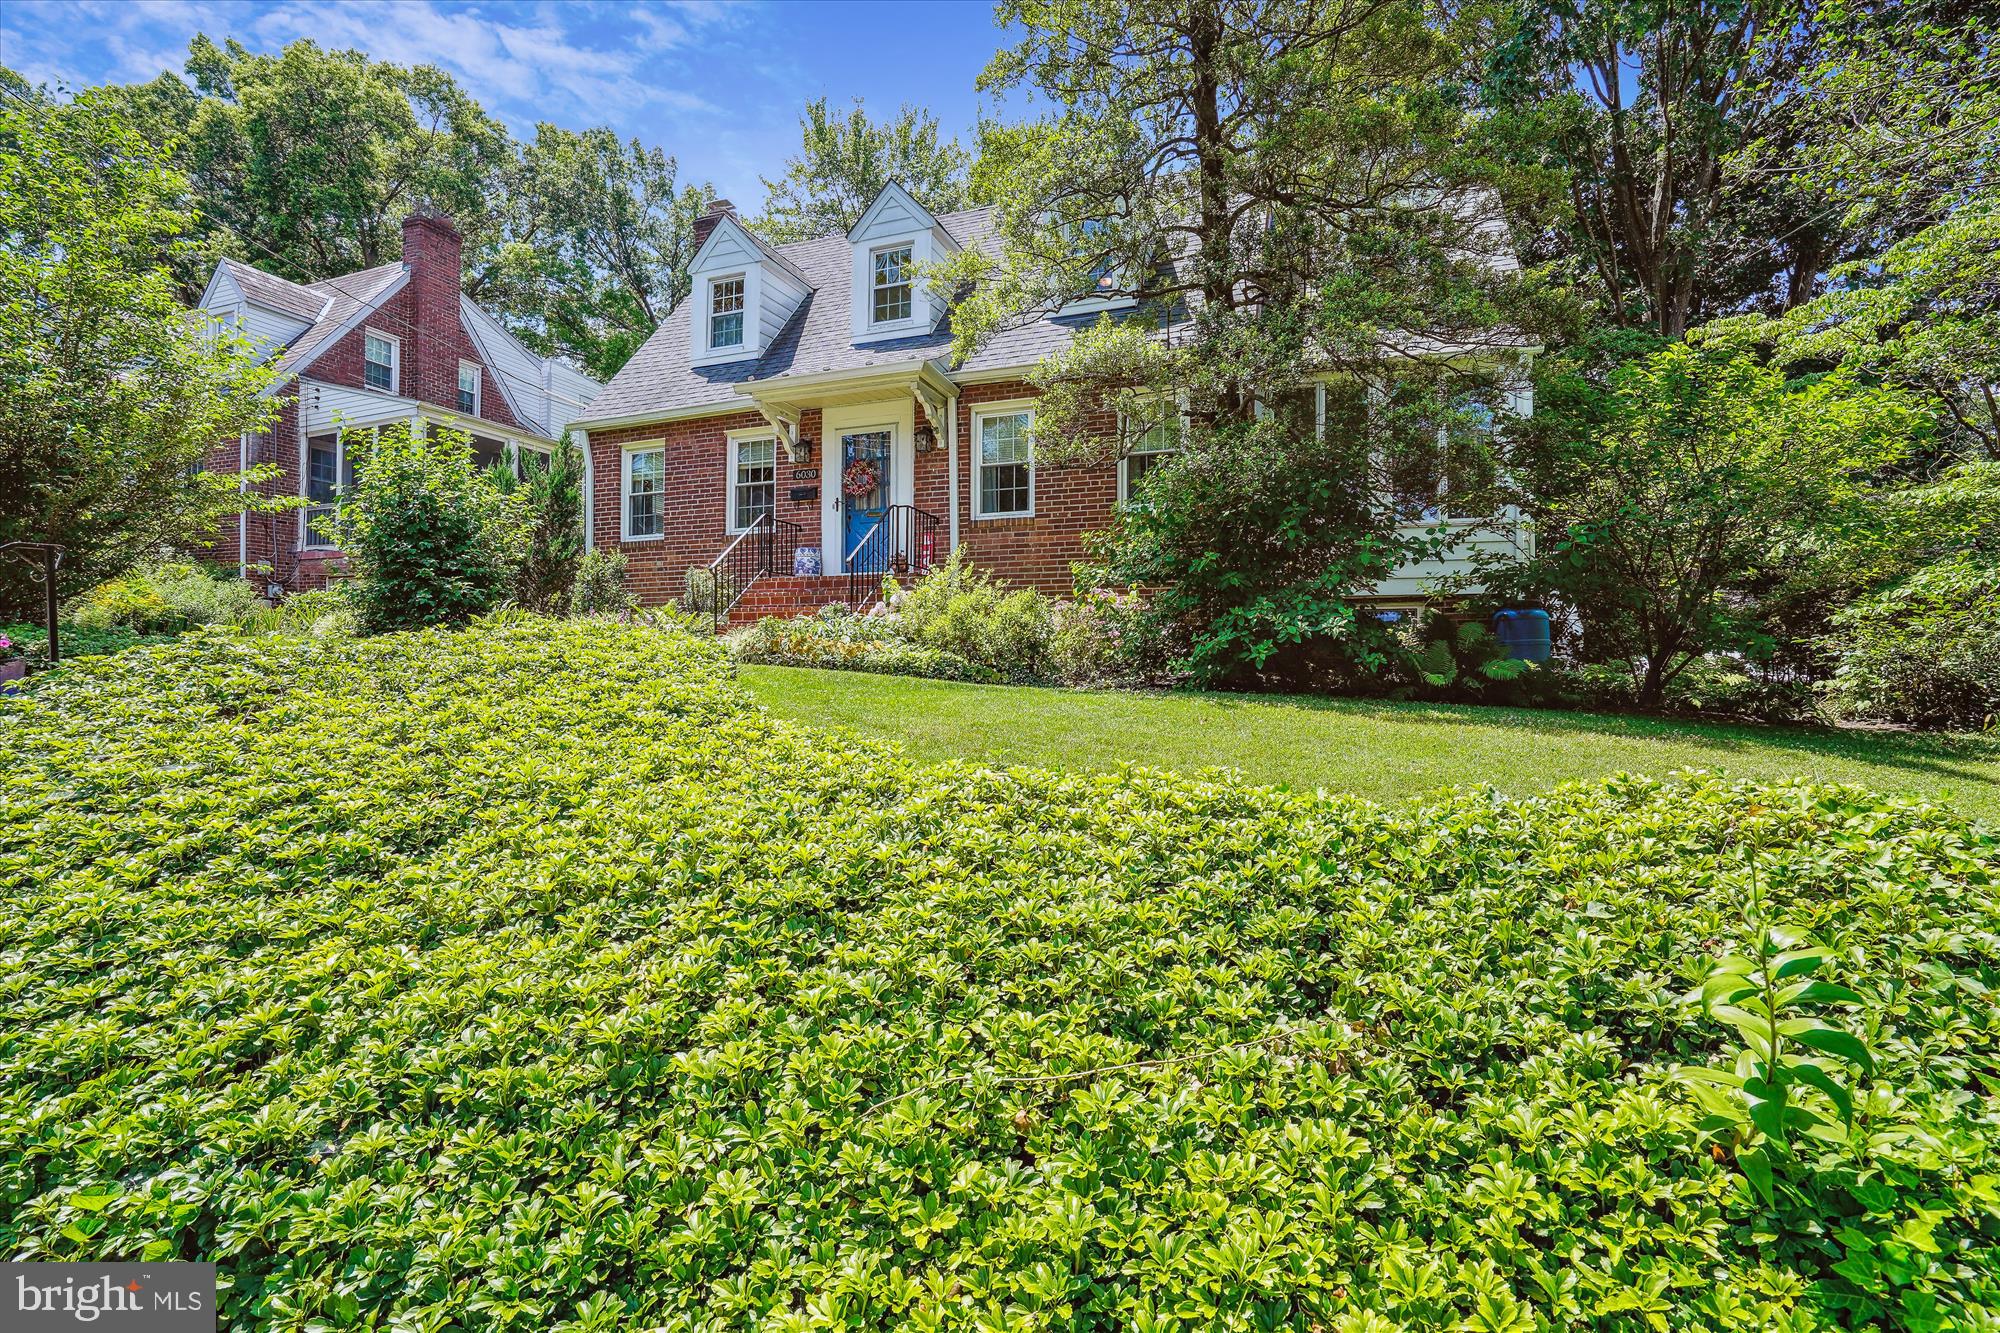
top-left (733, 358), bottom-right (957, 461)
top-left (299, 378), bottom-right (563, 448)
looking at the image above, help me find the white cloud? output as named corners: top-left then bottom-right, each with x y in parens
top-left (0, 0), bottom-right (819, 203)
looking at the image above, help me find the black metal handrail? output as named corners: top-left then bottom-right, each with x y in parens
top-left (688, 513), bottom-right (799, 632)
top-left (844, 504), bottom-right (942, 609)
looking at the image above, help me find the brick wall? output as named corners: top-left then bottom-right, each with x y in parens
top-left (587, 410), bottom-right (829, 606)
top-left (942, 379), bottom-right (1117, 598)
top-left (592, 379), bottom-right (1121, 607)
top-left (198, 211), bottom-right (535, 590)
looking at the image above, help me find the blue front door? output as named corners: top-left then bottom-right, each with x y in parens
top-left (841, 430), bottom-right (892, 570)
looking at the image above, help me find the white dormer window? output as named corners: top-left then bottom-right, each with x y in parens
top-left (710, 277), bottom-right (745, 349)
top-left (871, 245), bottom-right (912, 325)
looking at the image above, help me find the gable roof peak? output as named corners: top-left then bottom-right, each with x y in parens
top-left (689, 210), bottom-right (814, 290)
top-left (846, 180), bottom-right (947, 243)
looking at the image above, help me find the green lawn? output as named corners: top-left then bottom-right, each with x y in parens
top-left (740, 663), bottom-right (2000, 820)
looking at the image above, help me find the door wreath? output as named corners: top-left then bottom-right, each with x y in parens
top-left (841, 459), bottom-right (881, 497)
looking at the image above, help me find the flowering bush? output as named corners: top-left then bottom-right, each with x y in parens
top-left (884, 551), bottom-right (1056, 681)
top-left (1049, 584), bottom-right (1146, 685)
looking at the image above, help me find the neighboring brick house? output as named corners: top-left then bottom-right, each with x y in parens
top-left (197, 212), bottom-right (600, 591)
top-left (571, 183), bottom-right (1533, 618)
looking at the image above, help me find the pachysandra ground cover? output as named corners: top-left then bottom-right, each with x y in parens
top-left (1, 622), bottom-right (1995, 1330)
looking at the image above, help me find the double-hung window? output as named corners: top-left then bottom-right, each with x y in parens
top-left (730, 435), bottom-right (776, 531)
top-left (363, 330), bottom-right (398, 392)
top-left (974, 406), bottom-right (1034, 518)
top-left (457, 361), bottom-right (480, 415)
top-left (709, 277), bottom-right (744, 350)
top-left (871, 245), bottom-right (912, 325)
top-left (625, 447), bottom-right (664, 539)
top-left (1118, 410), bottom-right (1177, 504)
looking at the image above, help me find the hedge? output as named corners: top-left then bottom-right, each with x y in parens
top-left (1, 621), bottom-right (1995, 1331)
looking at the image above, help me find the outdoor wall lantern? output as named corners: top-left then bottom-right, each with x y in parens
top-left (914, 423), bottom-right (937, 453)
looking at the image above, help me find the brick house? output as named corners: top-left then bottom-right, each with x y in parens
top-left (573, 183), bottom-right (1533, 621)
top-left (198, 211), bottom-right (600, 590)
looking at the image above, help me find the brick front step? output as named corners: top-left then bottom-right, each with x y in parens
top-left (715, 573), bottom-right (881, 631)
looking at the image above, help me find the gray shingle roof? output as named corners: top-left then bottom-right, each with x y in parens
top-left (578, 206), bottom-right (1110, 425)
top-left (270, 263), bottom-right (408, 378)
top-left (219, 258), bottom-right (329, 324)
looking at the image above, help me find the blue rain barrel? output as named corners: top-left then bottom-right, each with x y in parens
top-left (1492, 608), bottom-right (1551, 662)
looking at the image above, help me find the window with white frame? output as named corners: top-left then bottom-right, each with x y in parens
top-left (363, 330), bottom-right (398, 392)
top-left (457, 361), bottom-right (480, 415)
top-left (625, 447), bottom-right (664, 539)
top-left (871, 244), bottom-right (913, 325)
top-left (730, 435), bottom-right (776, 531)
top-left (974, 407), bottom-right (1034, 518)
top-left (1386, 392), bottom-right (1499, 522)
top-left (1079, 218), bottom-right (1117, 298)
top-left (301, 427), bottom-right (372, 548)
top-left (1118, 409), bottom-right (1178, 504)
top-left (709, 277), bottom-right (745, 349)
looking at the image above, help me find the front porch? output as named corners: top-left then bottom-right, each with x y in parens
top-left (293, 378), bottom-right (564, 570)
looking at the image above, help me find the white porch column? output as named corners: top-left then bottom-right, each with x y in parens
top-left (575, 429), bottom-right (593, 553)
top-left (237, 431), bottom-right (250, 578)
top-left (945, 392), bottom-right (960, 553)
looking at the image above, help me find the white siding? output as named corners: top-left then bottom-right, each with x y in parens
top-left (758, 262), bottom-right (809, 349)
top-left (203, 269), bottom-right (311, 363)
top-left (1372, 511), bottom-right (1535, 601)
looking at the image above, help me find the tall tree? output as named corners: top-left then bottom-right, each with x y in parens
top-left (755, 97), bottom-right (973, 243)
top-left (1504, 328), bottom-right (1927, 706)
top-left (944, 0), bottom-right (1521, 683)
top-left (476, 126), bottom-right (712, 380)
top-left (173, 36), bottom-right (512, 286)
top-left (1482, 0), bottom-right (1826, 337)
top-left (0, 78), bottom-right (282, 615)
top-left (1756, 1), bottom-right (2000, 456)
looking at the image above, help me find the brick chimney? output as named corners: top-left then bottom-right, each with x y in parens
top-left (401, 209), bottom-right (464, 409)
top-left (692, 198), bottom-right (736, 250)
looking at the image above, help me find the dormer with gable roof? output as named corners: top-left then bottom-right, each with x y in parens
top-left (687, 209), bottom-right (814, 367)
top-left (848, 182), bottom-right (958, 344)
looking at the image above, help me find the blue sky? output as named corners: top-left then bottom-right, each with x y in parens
top-left (0, 1), bottom-right (1019, 207)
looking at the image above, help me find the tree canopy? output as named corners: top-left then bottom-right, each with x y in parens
top-left (0, 79), bottom-right (282, 615)
top-left (754, 97), bottom-right (974, 243)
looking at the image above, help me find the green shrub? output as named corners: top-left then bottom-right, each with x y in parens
top-left (1545, 655), bottom-right (1819, 723)
top-left (234, 588), bottom-right (359, 640)
top-left (483, 441), bottom-right (586, 613)
top-left (335, 422), bottom-right (526, 632)
top-left (886, 551), bottom-right (1054, 680)
top-left (680, 564), bottom-right (739, 615)
top-left (1825, 556), bottom-right (2000, 729)
top-left (2, 621), bottom-right (1996, 1330)
top-left (568, 548), bottom-right (636, 617)
top-left (66, 561), bottom-right (262, 634)
top-left (0, 621), bottom-right (179, 667)
top-left (1049, 584), bottom-right (1145, 685)
top-left (732, 604), bottom-right (999, 682)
